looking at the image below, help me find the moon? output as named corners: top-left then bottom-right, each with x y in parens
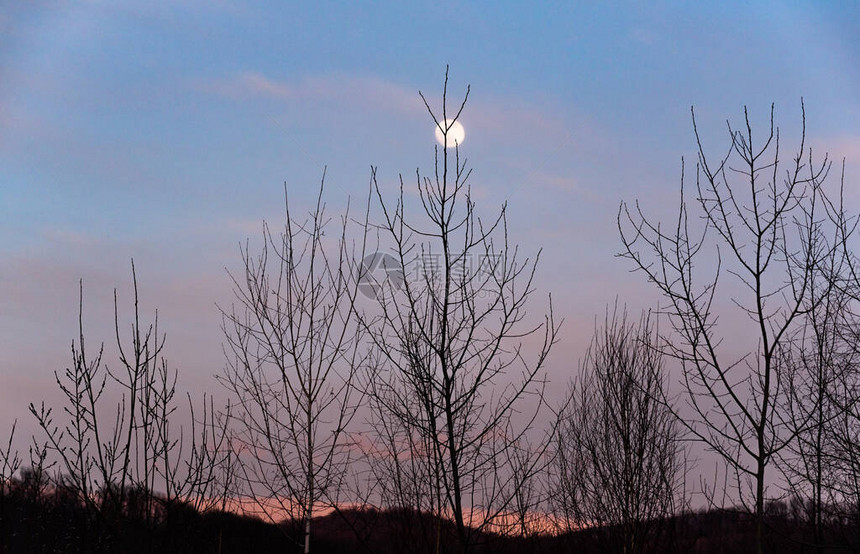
top-left (435, 119), bottom-right (465, 148)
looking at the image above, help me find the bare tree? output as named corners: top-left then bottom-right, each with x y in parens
top-left (776, 215), bottom-right (856, 551)
top-left (361, 69), bottom-right (558, 553)
top-left (812, 179), bottom-right (860, 548)
top-left (220, 176), bottom-right (369, 553)
top-left (0, 421), bottom-right (21, 553)
top-left (29, 263), bottom-right (232, 550)
top-left (552, 306), bottom-right (683, 554)
top-left (618, 103), bottom-right (841, 554)
top-left (812, 293), bottom-right (860, 548)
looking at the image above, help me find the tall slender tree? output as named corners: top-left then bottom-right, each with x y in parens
top-left (30, 263), bottom-right (231, 550)
top-left (553, 306), bottom-right (683, 554)
top-left (618, 103), bottom-right (843, 553)
top-left (362, 69), bottom-right (558, 553)
top-left (221, 176), bottom-right (369, 553)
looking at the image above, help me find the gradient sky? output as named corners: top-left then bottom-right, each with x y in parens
top-left (1, 1), bottom-right (859, 451)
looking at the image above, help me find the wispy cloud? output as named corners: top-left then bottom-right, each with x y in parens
top-left (77, 0), bottom-right (252, 24)
top-left (195, 72), bottom-right (425, 117)
top-left (193, 70), bottom-right (579, 147)
top-left (210, 72), bottom-right (294, 99)
top-left (524, 171), bottom-right (586, 197)
top-left (815, 135), bottom-right (860, 165)
top-left (40, 227), bottom-right (105, 248)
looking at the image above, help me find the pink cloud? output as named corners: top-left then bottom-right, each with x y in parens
top-left (40, 227), bottom-right (106, 248)
top-left (233, 72), bottom-right (295, 99)
top-left (195, 72), bottom-right (424, 117)
top-left (814, 135), bottom-right (860, 165)
top-left (526, 171), bottom-right (598, 199)
top-left (193, 71), bottom-right (580, 148)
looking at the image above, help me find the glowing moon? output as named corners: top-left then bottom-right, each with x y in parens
top-left (434, 119), bottom-right (465, 148)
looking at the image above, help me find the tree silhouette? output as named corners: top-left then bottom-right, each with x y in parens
top-left (221, 176), bottom-right (370, 553)
top-left (28, 263), bottom-right (232, 551)
top-left (553, 306), bottom-right (684, 554)
top-left (619, 103), bottom-right (845, 554)
top-left (361, 69), bottom-right (558, 553)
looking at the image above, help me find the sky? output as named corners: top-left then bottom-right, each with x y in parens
top-left (1, 1), bottom-right (859, 457)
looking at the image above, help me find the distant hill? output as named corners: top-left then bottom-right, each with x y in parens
top-left (2, 478), bottom-right (859, 553)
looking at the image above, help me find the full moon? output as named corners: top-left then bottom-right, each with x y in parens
top-left (434, 119), bottom-right (466, 148)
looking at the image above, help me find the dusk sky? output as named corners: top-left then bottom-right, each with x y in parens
top-left (1, 1), bottom-right (859, 445)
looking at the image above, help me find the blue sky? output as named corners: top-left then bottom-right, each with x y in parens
top-left (1, 1), bottom-right (859, 440)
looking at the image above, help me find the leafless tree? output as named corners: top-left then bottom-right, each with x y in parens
top-left (361, 69), bottom-right (559, 553)
top-left (220, 176), bottom-right (369, 553)
top-left (618, 102), bottom-right (841, 554)
top-left (827, 361), bottom-right (860, 547)
top-left (812, 174), bottom-right (860, 547)
top-left (552, 306), bottom-right (683, 554)
top-left (0, 420), bottom-right (21, 552)
top-left (775, 211), bottom-right (857, 551)
top-left (29, 263), bottom-right (232, 550)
